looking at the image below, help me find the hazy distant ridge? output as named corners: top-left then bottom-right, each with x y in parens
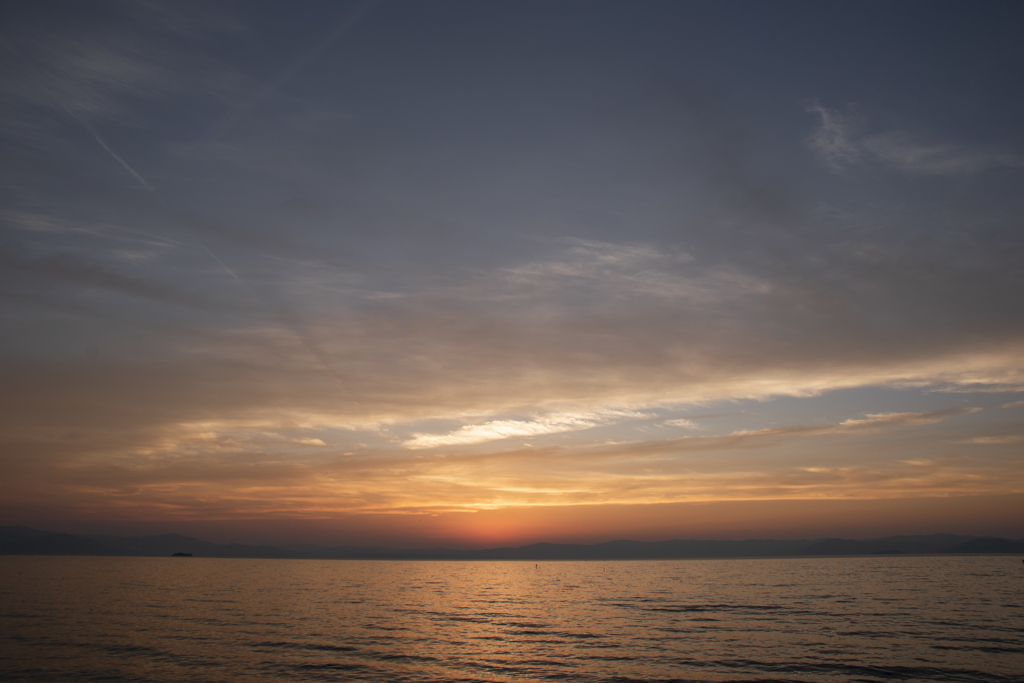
top-left (2, 526), bottom-right (1023, 559)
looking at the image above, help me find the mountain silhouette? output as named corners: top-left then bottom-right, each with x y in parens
top-left (3, 526), bottom-right (1022, 559)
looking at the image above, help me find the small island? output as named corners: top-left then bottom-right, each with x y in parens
top-left (171, 552), bottom-right (193, 557)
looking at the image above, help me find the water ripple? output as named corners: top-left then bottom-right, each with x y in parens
top-left (1, 555), bottom-right (1022, 682)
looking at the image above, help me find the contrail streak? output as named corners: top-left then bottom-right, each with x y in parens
top-left (4, 39), bottom-right (155, 194)
top-left (61, 105), bottom-right (155, 192)
top-left (200, 244), bottom-right (246, 286)
top-left (206, 0), bottom-right (378, 143)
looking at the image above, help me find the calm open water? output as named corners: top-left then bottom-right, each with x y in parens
top-left (1, 555), bottom-right (1022, 682)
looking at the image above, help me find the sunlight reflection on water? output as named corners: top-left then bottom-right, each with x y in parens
top-left (1, 555), bottom-right (1022, 682)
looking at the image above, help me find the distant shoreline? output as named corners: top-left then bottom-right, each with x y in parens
top-left (2, 553), bottom-right (1023, 562)
top-left (2, 526), bottom-right (1022, 560)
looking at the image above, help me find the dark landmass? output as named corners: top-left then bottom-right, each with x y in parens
top-left (0, 531), bottom-right (113, 556)
top-left (949, 537), bottom-right (1024, 554)
top-left (2, 526), bottom-right (1022, 559)
top-left (798, 534), bottom-right (976, 556)
top-left (86, 532), bottom-right (289, 559)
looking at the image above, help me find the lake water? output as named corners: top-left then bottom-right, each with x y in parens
top-left (1, 555), bottom-right (1021, 682)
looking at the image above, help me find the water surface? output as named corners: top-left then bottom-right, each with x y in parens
top-left (2, 555), bottom-right (1022, 681)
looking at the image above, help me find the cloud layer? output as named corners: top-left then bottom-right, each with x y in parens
top-left (1, 1), bottom-right (1022, 542)
top-left (806, 103), bottom-right (1023, 174)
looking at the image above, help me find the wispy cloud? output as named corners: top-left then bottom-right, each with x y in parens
top-left (0, 244), bottom-right (235, 312)
top-left (0, 3), bottom-right (242, 131)
top-left (205, 0), bottom-right (377, 143)
top-left (966, 435), bottom-right (1024, 445)
top-left (804, 103), bottom-right (863, 169)
top-left (402, 409), bottom-right (646, 449)
top-left (665, 407), bottom-right (981, 453)
top-left (0, 401), bottom-right (1008, 520)
top-left (862, 133), bottom-right (1024, 175)
top-left (1, 210), bottom-right (109, 237)
top-left (806, 102), bottom-right (1023, 174)
top-left (664, 418), bottom-right (701, 429)
top-left (838, 408), bottom-right (981, 431)
top-left (500, 240), bottom-right (765, 304)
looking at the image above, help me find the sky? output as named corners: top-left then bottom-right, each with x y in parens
top-left (1, 0), bottom-right (1022, 548)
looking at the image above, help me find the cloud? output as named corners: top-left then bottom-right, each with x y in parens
top-left (0, 1), bottom-right (243, 136)
top-left (3, 35), bottom-right (180, 124)
top-left (1, 210), bottom-right (111, 237)
top-left (402, 409), bottom-right (646, 449)
top-left (862, 133), bottom-right (1024, 175)
top-left (0, 244), bottom-right (236, 312)
top-left (838, 408), bottom-right (981, 431)
top-left (806, 103), bottom-right (1023, 174)
top-left (1001, 401), bottom-right (1024, 409)
top-left (499, 239), bottom-right (765, 304)
top-left (204, 0), bottom-right (377, 142)
top-left (804, 103), bottom-right (863, 169)
top-left (0, 398), bottom-right (1010, 520)
top-left (3, 227), bottom-right (1019, 444)
top-left (967, 435), bottom-right (1024, 445)
top-left (0, 3), bottom-right (1020, 538)
top-left (649, 406), bottom-right (980, 453)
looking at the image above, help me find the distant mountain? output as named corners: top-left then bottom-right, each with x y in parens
top-left (0, 525), bottom-right (50, 540)
top-left (948, 537), bottom-right (1024, 554)
top-left (84, 532), bottom-right (289, 559)
top-left (462, 538), bottom-right (812, 560)
top-left (0, 527), bottom-right (287, 558)
top-left (2, 526), bottom-right (1023, 559)
top-left (800, 534), bottom-right (977, 556)
top-left (0, 532), bottom-right (113, 556)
